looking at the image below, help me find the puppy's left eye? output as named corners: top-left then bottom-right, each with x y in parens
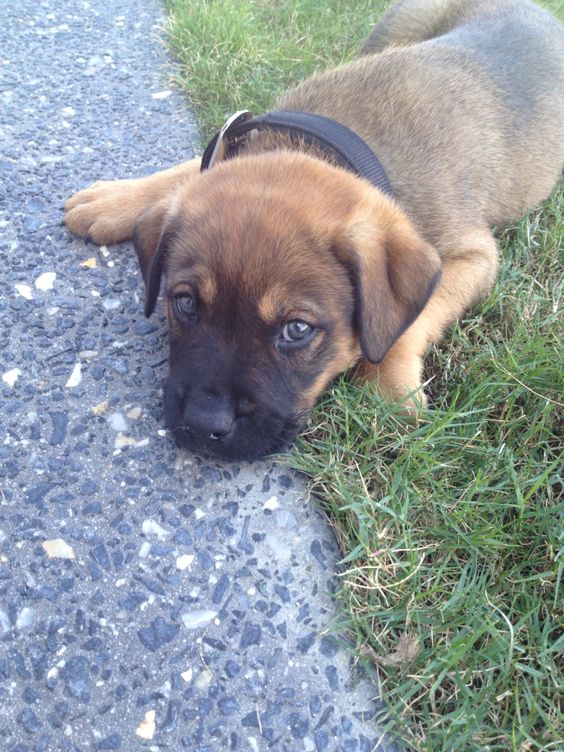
top-left (280, 319), bottom-right (314, 344)
top-left (175, 294), bottom-right (196, 319)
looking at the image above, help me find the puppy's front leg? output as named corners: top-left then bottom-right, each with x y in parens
top-left (64, 157), bottom-right (201, 245)
top-left (362, 228), bottom-right (500, 407)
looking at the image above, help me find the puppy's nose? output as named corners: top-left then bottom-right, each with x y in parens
top-left (184, 398), bottom-right (234, 441)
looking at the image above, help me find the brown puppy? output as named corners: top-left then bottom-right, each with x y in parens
top-left (64, 0), bottom-right (564, 461)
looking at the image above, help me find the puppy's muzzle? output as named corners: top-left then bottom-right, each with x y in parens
top-left (164, 374), bottom-right (302, 461)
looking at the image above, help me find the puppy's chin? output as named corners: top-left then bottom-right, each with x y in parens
top-left (163, 381), bottom-right (304, 462)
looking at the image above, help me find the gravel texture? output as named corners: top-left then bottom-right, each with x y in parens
top-left (0, 0), bottom-right (391, 749)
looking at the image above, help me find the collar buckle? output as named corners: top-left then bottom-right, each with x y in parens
top-left (203, 110), bottom-right (252, 170)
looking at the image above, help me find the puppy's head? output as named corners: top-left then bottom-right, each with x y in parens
top-left (134, 152), bottom-right (440, 461)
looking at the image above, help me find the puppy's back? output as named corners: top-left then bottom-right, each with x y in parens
top-left (433, 0), bottom-right (564, 213)
top-left (278, 0), bottom-right (564, 236)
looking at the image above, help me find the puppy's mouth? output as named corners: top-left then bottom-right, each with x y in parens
top-left (163, 383), bottom-right (306, 462)
top-left (168, 423), bottom-right (299, 462)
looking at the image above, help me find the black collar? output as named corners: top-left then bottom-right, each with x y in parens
top-left (200, 109), bottom-right (392, 196)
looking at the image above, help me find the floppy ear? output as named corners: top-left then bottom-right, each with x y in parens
top-left (335, 199), bottom-right (442, 363)
top-left (133, 199), bottom-right (177, 317)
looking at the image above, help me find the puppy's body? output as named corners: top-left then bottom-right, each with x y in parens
top-left (281, 0), bottom-right (564, 238)
top-left (64, 0), bottom-right (564, 461)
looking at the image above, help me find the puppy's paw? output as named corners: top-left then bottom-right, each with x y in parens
top-left (355, 354), bottom-right (428, 413)
top-left (391, 384), bottom-right (428, 415)
top-left (64, 179), bottom-right (144, 245)
top-left (379, 378), bottom-right (428, 416)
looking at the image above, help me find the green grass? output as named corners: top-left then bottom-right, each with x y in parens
top-left (166, 0), bottom-right (389, 140)
top-left (165, 1), bottom-right (563, 749)
top-left (291, 195), bottom-right (564, 749)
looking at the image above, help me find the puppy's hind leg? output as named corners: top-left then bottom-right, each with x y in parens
top-left (64, 157), bottom-right (201, 245)
top-left (359, 0), bottom-right (467, 55)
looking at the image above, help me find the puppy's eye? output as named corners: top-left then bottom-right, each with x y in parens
top-left (175, 294), bottom-right (196, 319)
top-left (280, 319), bottom-right (314, 343)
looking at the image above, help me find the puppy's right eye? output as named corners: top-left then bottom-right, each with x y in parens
top-left (175, 294), bottom-right (196, 319)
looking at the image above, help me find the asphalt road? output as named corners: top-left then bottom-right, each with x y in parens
top-left (0, 0), bottom-right (390, 749)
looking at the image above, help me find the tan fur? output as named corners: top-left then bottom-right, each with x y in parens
top-left (64, 0), bottom-right (564, 423)
top-left (65, 158), bottom-right (201, 244)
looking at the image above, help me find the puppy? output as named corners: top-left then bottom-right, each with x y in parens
top-left (64, 0), bottom-right (564, 461)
